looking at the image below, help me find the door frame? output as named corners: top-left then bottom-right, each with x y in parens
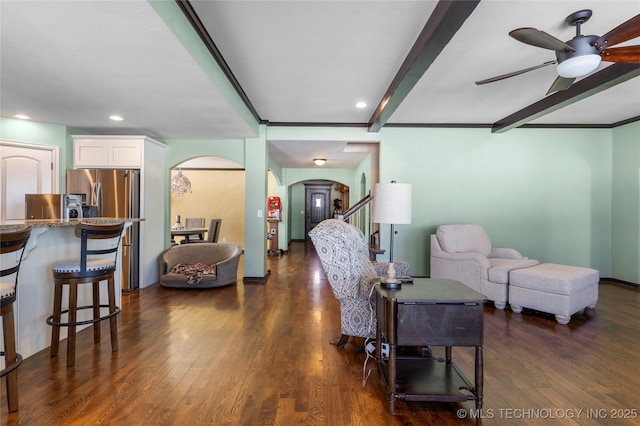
top-left (1, 139), bottom-right (59, 219)
top-left (304, 183), bottom-right (332, 239)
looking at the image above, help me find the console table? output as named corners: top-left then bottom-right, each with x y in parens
top-left (375, 278), bottom-right (486, 414)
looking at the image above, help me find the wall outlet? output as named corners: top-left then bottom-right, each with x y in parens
top-left (257, 209), bottom-right (262, 218)
top-left (381, 343), bottom-right (389, 358)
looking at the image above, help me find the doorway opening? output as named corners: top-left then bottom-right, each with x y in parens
top-left (169, 156), bottom-right (245, 247)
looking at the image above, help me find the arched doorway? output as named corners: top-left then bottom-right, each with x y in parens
top-left (170, 156), bottom-right (245, 247)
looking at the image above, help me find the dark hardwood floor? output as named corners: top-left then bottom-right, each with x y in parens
top-left (2, 241), bottom-right (640, 425)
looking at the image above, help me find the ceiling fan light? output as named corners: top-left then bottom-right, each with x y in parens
top-left (556, 54), bottom-right (601, 78)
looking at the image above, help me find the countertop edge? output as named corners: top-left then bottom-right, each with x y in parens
top-left (1, 218), bottom-right (145, 230)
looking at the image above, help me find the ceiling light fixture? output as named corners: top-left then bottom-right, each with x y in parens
top-left (109, 115), bottom-right (124, 121)
top-left (555, 32), bottom-right (601, 79)
top-left (13, 114), bottom-right (31, 120)
top-left (313, 158), bottom-right (326, 166)
top-left (556, 53), bottom-right (601, 78)
top-left (170, 169), bottom-right (192, 198)
top-left (355, 101), bottom-right (367, 109)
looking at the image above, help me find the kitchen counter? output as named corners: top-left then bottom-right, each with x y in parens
top-left (0, 218), bottom-right (142, 360)
top-left (0, 217), bottom-right (145, 230)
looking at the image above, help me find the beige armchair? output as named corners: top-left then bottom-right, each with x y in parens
top-left (309, 219), bottom-right (410, 348)
top-left (430, 224), bottom-right (539, 309)
top-left (158, 243), bottom-right (242, 288)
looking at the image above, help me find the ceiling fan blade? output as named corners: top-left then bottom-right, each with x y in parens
top-left (509, 28), bottom-right (576, 52)
top-left (594, 14), bottom-right (640, 50)
top-left (601, 45), bottom-right (640, 63)
top-left (546, 76), bottom-right (575, 95)
top-left (475, 61), bottom-right (556, 85)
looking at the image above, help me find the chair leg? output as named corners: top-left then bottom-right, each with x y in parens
top-left (50, 282), bottom-right (63, 357)
top-left (92, 281), bottom-right (101, 344)
top-left (2, 304), bottom-right (19, 412)
top-left (67, 281), bottom-right (78, 367)
top-left (107, 275), bottom-right (118, 352)
top-left (334, 334), bottom-right (350, 348)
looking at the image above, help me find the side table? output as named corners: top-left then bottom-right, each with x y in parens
top-left (375, 278), bottom-right (486, 414)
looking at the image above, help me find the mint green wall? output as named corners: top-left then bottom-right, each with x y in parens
top-left (290, 182), bottom-right (306, 240)
top-left (282, 168), bottom-right (355, 186)
top-left (1, 117), bottom-right (69, 190)
top-left (243, 126), bottom-right (269, 277)
top-left (378, 127), bottom-right (613, 277)
top-left (164, 139), bottom-right (245, 168)
top-left (611, 121), bottom-right (640, 283)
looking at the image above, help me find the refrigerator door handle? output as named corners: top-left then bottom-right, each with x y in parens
top-left (91, 182), bottom-right (98, 206)
top-left (91, 182), bottom-right (103, 215)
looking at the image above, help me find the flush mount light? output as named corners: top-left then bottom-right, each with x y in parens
top-left (355, 101), bottom-right (367, 109)
top-left (556, 53), bottom-right (601, 78)
top-left (313, 158), bottom-right (326, 166)
top-left (109, 115), bottom-right (124, 121)
top-left (13, 114), bottom-right (31, 120)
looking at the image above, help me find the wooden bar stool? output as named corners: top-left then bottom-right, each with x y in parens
top-left (1, 226), bottom-right (32, 412)
top-left (48, 222), bottom-right (124, 367)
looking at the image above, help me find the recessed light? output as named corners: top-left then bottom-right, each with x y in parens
top-left (109, 115), bottom-right (124, 121)
top-left (355, 101), bottom-right (367, 109)
top-left (13, 114), bottom-right (31, 120)
top-left (313, 158), bottom-right (326, 166)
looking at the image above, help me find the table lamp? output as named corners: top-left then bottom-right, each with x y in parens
top-left (372, 181), bottom-right (412, 288)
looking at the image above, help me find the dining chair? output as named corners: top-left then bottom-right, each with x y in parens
top-left (184, 217), bottom-right (205, 242)
top-left (206, 219), bottom-right (222, 243)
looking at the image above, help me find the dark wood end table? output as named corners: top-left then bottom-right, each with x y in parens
top-left (375, 278), bottom-right (486, 414)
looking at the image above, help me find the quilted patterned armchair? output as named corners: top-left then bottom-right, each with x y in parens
top-left (309, 219), bottom-right (410, 348)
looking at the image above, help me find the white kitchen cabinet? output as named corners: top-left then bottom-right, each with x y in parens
top-left (73, 135), bottom-right (144, 168)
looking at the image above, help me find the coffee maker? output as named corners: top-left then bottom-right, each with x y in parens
top-left (63, 194), bottom-right (83, 220)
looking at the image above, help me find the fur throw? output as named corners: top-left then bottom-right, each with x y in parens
top-left (170, 262), bottom-right (217, 285)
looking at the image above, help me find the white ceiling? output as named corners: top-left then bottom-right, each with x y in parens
top-left (1, 1), bottom-right (639, 169)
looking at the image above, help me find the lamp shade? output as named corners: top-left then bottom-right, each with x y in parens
top-left (372, 182), bottom-right (412, 224)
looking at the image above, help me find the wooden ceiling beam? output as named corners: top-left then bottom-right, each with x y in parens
top-left (492, 63), bottom-right (640, 133)
top-left (368, 0), bottom-right (480, 132)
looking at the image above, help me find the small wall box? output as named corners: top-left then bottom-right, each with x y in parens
top-left (267, 196), bottom-right (281, 220)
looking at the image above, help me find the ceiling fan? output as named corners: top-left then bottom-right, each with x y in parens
top-left (476, 10), bottom-right (640, 94)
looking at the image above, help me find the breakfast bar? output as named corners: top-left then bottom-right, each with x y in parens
top-left (0, 218), bottom-right (141, 360)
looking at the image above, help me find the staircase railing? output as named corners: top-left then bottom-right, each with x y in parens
top-left (334, 192), bottom-right (384, 260)
top-left (334, 193), bottom-right (372, 221)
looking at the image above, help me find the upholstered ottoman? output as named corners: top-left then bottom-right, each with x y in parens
top-left (508, 263), bottom-right (599, 325)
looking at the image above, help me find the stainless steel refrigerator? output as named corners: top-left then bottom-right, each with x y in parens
top-left (66, 169), bottom-right (140, 291)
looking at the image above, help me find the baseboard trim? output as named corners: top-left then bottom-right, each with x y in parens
top-left (243, 269), bottom-right (271, 283)
top-left (603, 278), bottom-right (639, 288)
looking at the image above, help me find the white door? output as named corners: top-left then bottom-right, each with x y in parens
top-left (1, 141), bottom-right (58, 220)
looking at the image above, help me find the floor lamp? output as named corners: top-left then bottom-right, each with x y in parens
top-left (372, 181), bottom-right (412, 287)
